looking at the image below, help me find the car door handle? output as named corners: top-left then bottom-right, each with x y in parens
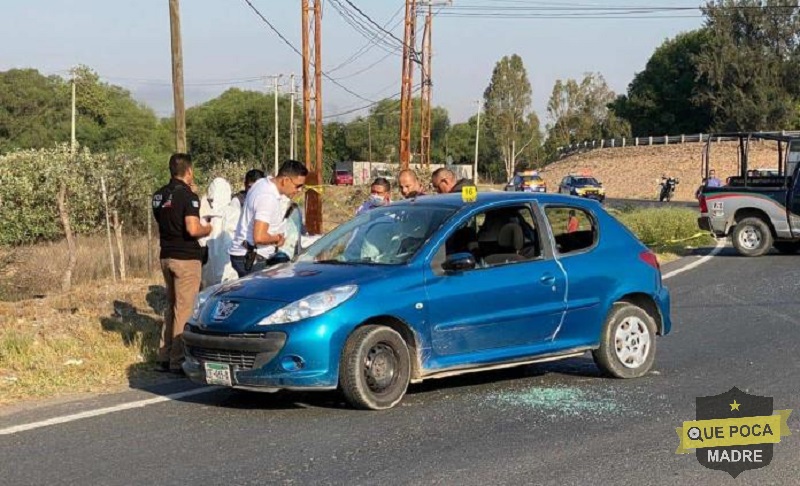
top-left (540, 274), bottom-right (556, 286)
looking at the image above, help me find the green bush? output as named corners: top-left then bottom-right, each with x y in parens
top-left (615, 207), bottom-right (710, 247)
top-left (0, 145), bottom-right (156, 245)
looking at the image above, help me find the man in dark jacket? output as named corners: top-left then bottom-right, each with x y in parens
top-left (151, 153), bottom-right (212, 374)
top-left (431, 168), bottom-right (475, 194)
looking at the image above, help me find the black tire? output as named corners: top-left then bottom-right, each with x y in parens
top-left (339, 325), bottom-right (411, 410)
top-left (731, 217), bottom-right (773, 257)
top-left (592, 302), bottom-right (657, 379)
top-left (773, 241), bottom-right (800, 254)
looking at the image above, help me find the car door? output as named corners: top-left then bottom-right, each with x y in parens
top-left (423, 202), bottom-right (566, 359)
top-left (791, 163), bottom-right (800, 236)
top-left (560, 177), bottom-right (571, 194)
top-left (541, 204), bottom-right (607, 348)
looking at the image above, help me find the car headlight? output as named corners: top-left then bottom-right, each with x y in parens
top-left (191, 283), bottom-right (221, 321)
top-left (258, 285), bottom-right (358, 325)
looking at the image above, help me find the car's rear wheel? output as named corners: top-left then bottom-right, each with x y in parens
top-left (592, 302), bottom-right (657, 379)
top-left (732, 217), bottom-right (773, 257)
top-left (339, 325), bottom-right (410, 410)
top-left (773, 241), bottom-right (800, 254)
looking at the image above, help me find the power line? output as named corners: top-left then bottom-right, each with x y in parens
top-left (242, 0), bottom-right (376, 103)
top-left (340, 0), bottom-right (408, 46)
top-left (324, 85), bottom-right (421, 119)
top-left (327, 3), bottom-right (405, 74)
top-left (329, 0), bottom-right (402, 53)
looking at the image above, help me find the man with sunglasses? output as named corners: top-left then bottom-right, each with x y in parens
top-left (229, 160), bottom-right (308, 277)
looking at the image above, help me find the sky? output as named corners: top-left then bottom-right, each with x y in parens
top-left (0, 0), bottom-right (705, 125)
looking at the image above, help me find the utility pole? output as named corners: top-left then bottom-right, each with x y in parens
top-left (474, 100), bottom-right (481, 185)
top-left (368, 120), bottom-right (373, 165)
top-left (399, 0), bottom-right (418, 171)
top-left (289, 73), bottom-right (296, 160)
top-left (419, 4), bottom-right (432, 168)
top-left (302, 0), bottom-right (323, 234)
top-left (273, 75), bottom-right (281, 175)
top-left (169, 0), bottom-right (186, 153)
top-left (70, 69), bottom-right (77, 154)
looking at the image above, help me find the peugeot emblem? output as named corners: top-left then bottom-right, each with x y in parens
top-left (212, 300), bottom-right (239, 321)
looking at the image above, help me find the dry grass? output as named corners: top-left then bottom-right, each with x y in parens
top-left (539, 141), bottom-right (780, 201)
top-left (0, 234), bottom-right (157, 301)
top-left (0, 277), bottom-right (166, 406)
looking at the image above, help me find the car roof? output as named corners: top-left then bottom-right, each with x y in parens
top-left (391, 191), bottom-right (601, 210)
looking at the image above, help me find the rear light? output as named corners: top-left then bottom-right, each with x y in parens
top-left (698, 195), bottom-right (708, 213)
top-left (639, 250), bottom-right (660, 271)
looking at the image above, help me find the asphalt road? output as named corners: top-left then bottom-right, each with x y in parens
top-left (1, 246), bottom-right (799, 485)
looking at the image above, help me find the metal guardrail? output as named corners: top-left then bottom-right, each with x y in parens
top-left (556, 131), bottom-right (800, 158)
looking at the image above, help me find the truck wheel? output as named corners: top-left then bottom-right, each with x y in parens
top-left (592, 302), bottom-right (657, 379)
top-left (773, 241), bottom-right (800, 254)
top-left (339, 325), bottom-right (410, 410)
top-left (732, 217), bottom-right (773, 257)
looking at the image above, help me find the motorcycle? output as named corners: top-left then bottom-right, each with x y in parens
top-left (658, 177), bottom-right (679, 202)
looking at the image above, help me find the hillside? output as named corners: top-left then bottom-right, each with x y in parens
top-left (538, 142), bottom-right (781, 201)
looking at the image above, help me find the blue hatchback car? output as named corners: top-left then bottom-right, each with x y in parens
top-left (183, 192), bottom-right (671, 409)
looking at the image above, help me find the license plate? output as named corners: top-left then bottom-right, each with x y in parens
top-left (204, 362), bottom-right (232, 386)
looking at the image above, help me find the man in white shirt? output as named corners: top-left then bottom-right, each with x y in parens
top-left (229, 160), bottom-right (308, 277)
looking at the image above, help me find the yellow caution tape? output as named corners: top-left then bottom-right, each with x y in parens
top-left (304, 184), bottom-right (325, 195)
top-left (664, 232), bottom-right (709, 244)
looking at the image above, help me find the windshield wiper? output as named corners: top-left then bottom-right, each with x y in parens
top-left (315, 259), bottom-right (358, 265)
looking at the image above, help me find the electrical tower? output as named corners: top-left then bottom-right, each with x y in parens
top-left (399, 0), bottom-right (418, 170)
top-left (302, 0), bottom-right (323, 234)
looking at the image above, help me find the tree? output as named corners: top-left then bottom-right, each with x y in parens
top-left (184, 88), bottom-right (298, 172)
top-left (0, 67), bottom-right (171, 176)
top-left (612, 29), bottom-right (714, 136)
top-left (483, 54), bottom-right (541, 180)
top-left (545, 72), bottom-right (630, 155)
top-left (696, 1), bottom-right (800, 131)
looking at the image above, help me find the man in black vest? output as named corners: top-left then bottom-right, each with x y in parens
top-left (151, 153), bottom-right (212, 374)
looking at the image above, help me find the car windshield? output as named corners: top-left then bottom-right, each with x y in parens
top-left (298, 205), bottom-right (456, 265)
top-left (574, 177), bottom-right (599, 186)
top-left (521, 176), bottom-right (543, 183)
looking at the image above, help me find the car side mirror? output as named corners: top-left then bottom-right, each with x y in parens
top-left (442, 252), bottom-right (476, 273)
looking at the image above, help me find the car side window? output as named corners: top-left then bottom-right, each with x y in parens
top-left (434, 205), bottom-right (543, 272)
top-left (544, 206), bottom-right (597, 255)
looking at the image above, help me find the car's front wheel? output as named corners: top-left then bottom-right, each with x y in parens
top-left (732, 217), bottom-right (773, 257)
top-left (339, 325), bottom-right (411, 410)
top-left (592, 303), bottom-right (657, 379)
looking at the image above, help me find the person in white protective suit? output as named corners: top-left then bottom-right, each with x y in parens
top-left (274, 195), bottom-right (323, 261)
top-left (199, 177), bottom-right (240, 288)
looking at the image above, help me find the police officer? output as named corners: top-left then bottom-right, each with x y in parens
top-left (151, 153), bottom-right (212, 374)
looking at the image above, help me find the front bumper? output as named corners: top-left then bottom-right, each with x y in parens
top-left (578, 192), bottom-right (605, 202)
top-left (182, 325), bottom-right (339, 390)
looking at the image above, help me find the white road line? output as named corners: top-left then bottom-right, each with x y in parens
top-left (663, 238), bottom-right (726, 280)
top-left (0, 386), bottom-right (216, 436)
top-left (1, 239), bottom-right (724, 436)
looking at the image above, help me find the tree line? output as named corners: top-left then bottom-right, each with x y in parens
top-left (2, 0), bottom-right (800, 247)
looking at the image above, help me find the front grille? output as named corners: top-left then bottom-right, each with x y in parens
top-left (188, 346), bottom-right (257, 370)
